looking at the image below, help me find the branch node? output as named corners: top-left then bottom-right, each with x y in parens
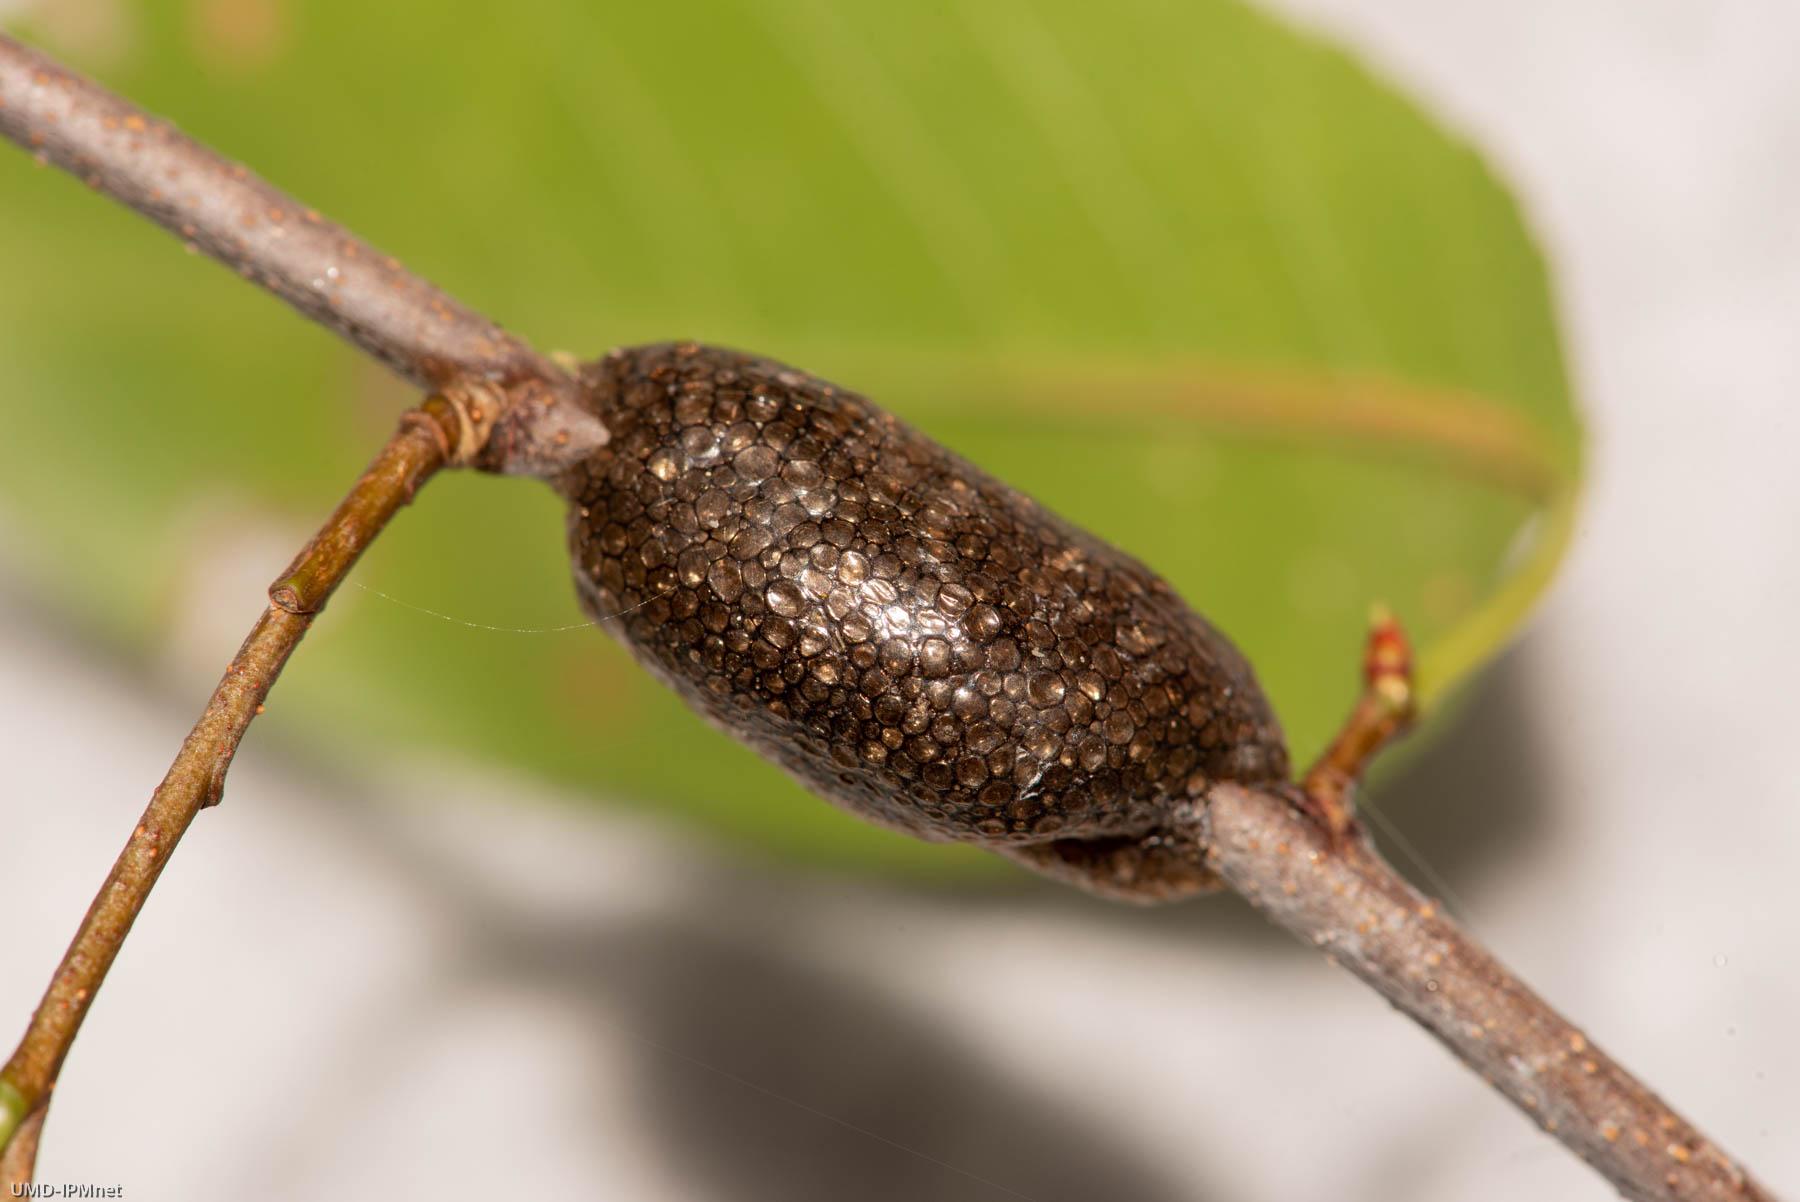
top-left (474, 374), bottom-right (609, 478)
top-left (1299, 604), bottom-right (1417, 840)
top-left (267, 582), bottom-right (307, 615)
top-left (200, 760), bottom-right (230, 810)
top-left (424, 381), bottom-right (503, 468)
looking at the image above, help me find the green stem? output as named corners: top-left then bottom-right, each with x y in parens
top-left (0, 1079), bottom-right (25, 1153)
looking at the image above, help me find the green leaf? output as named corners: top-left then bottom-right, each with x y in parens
top-left (0, 0), bottom-right (1579, 878)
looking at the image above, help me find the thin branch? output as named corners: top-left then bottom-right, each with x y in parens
top-left (1300, 604), bottom-right (1417, 839)
top-left (0, 33), bottom-right (527, 389)
top-left (0, 32), bottom-right (605, 476)
top-left (0, 398), bottom-right (464, 1187)
top-left (0, 31), bottom-right (597, 1182)
top-left (1201, 782), bottom-right (1772, 1201)
top-left (1217, 616), bottom-right (1773, 1201)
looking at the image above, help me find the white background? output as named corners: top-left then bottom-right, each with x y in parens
top-left (2, 1), bottom-right (1796, 1198)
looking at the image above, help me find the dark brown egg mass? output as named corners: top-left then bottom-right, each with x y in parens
top-left (564, 343), bottom-right (1289, 901)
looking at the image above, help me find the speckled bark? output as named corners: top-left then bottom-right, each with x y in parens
top-left (0, 32), bottom-right (605, 477)
top-left (1202, 782), bottom-right (1775, 1202)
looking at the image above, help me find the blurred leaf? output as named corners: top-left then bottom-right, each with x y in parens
top-left (0, 0), bottom-right (1578, 877)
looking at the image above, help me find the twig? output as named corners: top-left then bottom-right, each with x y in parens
top-left (0, 33), bottom-right (525, 388)
top-left (1201, 781), bottom-right (1772, 1201)
top-left (0, 32), bottom-right (595, 1180)
top-left (1199, 618), bottom-right (1770, 1201)
top-left (0, 398), bottom-right (465, 1186)
top-left (1300, 605), bottom-right (1417, 839)
top-left (0, 32), bottom-right (605, 476)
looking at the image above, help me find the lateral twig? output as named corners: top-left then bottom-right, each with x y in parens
top-left (1200, 610), bottom-right (1772, 1201)
top-left (1300, 604), bottom-right (1417, 838)
top-left (0, 398), bottom-right (464, 1186)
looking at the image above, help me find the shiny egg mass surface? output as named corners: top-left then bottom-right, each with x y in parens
top-left (564, 343), bottom-right (1289, 900)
